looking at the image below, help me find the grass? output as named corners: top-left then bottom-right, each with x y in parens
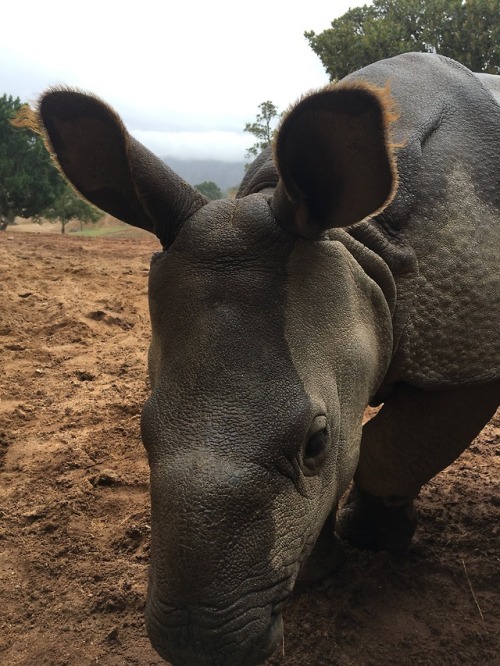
top-left (11, 216), bottom-right (152, 239)
top-left (73, 226), bottom-right (129, 237)
top-left (72, 225), bottom-right (151, 239)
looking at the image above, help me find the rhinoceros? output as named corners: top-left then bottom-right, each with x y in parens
top-left (32, 52), bottom-right (499, 665)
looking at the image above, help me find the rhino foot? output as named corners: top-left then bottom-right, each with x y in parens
top-left (336, 485), bottom-right (417, 551)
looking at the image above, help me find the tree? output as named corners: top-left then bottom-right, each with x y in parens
top-left (243, 101), bottom-right (280, 163)
top-left (194, 181), bottom-right (223, 200)
top-left (305, 0), bottom-right (500, 82)
top-left (43, 184), bottom-right (102, 234)
top-left (0, 95), bottom-right (65, 230)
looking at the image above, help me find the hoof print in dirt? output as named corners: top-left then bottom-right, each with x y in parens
top-left (76, 369), bottom-right (96, 382)
top-left (89, 469), bottom-right (121, 487)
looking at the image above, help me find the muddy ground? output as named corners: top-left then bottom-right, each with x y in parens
top-left (1, 230), bottom-right (498, 665)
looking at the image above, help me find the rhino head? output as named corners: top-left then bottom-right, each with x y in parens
top-left (37, 83), bottom-right (397, 665)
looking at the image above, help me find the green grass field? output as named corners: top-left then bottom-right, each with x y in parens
top-left (73, 225), bottom-right (131, 237)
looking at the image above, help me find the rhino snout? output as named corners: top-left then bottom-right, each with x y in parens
top-left (145, 595), bottom-right (284, 666)
top-left (144, 452), bottom-right (298, 664)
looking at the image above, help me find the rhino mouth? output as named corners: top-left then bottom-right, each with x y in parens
top-left (146, 589), bottom-right (289, 666)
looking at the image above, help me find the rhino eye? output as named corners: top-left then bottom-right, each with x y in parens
top-left (303, 421), bottom-right (329, 474)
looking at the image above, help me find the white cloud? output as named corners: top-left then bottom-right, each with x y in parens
top-left (1, 0), bottom-right (368, 161)
top-left (133, 129), bottom-right (249, 162)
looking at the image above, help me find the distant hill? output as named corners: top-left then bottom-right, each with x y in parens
top-left (162, 157), bottom-right (246, 192)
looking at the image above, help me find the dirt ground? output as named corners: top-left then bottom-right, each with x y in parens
top-left (1, 230), bottom-right (498, 666)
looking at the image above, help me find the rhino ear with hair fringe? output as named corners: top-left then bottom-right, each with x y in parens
top-left (271, 82), bottom-right (399, 239)
top-left (29, 89), bottom-right (208, 248)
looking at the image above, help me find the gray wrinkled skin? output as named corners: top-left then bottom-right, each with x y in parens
top-left (35, 53), bottom-right (499, 665)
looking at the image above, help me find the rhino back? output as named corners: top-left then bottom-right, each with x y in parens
top-left (347, 53), bottom-right (500, 389)
top-left (475, 72), bottom-right (500, 106)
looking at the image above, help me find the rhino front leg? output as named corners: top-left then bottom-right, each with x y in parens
top-left (337, 381), bottom-right (500, 550)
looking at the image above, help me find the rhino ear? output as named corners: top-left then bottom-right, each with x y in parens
top-left (271, 83), bottom-right (397, 238)
top-left (37, 89), bottom-right (208, 248)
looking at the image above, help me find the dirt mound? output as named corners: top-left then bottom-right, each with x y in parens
top-left (1, 232), bottom-right (498, 665)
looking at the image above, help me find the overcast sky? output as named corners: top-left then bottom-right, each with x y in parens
top-left (2, 1), bottom-right (367, 162)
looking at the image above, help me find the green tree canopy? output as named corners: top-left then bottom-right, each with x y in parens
top-left (43, 184), bottom-right (102, 234)
top-left (1, 95), bottom-right (102, 232)
top-left (194, 181), bottom-right (223, 200)
top-left (0, 94), bottom-right (65, 229)
top-left (244, 100), bottom-right (280, 162)
top-left (305, 0), bottom-right (500, 81)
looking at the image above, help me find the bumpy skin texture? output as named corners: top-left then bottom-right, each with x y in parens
top-left (347, 55), bottom-right (500, 390)
top-left (35, 53), bottom-right (500, 666)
